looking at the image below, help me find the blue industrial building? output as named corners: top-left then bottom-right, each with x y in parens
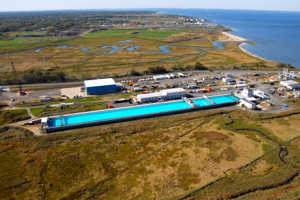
top-left (84, 78), bottom-right (117, 95)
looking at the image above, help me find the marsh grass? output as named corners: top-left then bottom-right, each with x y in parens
top-left (187, 150), bottom-right (298, 200)
top-left (0, 104), bottom-right (300, 199)
top-left (0, 30), bottom-right (277, 78)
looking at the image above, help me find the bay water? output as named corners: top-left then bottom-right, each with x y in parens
top-left (162, 9), bottom-right (300, 67)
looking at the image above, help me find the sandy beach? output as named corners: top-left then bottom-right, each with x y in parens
top-left (239, 43), bottom-right (273, 62)
top-left (222, 31), bottom-right (247, 41)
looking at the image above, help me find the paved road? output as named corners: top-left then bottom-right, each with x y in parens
top-left (79, 29), bottom-right (93, 37)
top-left (0, 70), bottom-right (285, 109)
top-left (0, 70), bottom-right (278, 88)
top-left (0, 88), bottom-right (61, 102)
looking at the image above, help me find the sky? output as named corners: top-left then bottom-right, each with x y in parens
top-left (1, 0), bottom-right (300, 12)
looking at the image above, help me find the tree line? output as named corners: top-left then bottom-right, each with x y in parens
top-left (1, 70), bottom-right (68, 85)
top-left (130, 62), bottom-right (207, 76)
top-left (0, 11), bottom-right (157, 33)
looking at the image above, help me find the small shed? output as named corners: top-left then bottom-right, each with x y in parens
top-left (41, 117), bottom-right (48, 125)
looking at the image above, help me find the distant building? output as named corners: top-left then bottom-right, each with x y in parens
top-left (280, 80), bottom-right (300, 90)
top-left (223, 78), bottom-right (233, 83)
top-left (135, 88), bottom-right (186, 103)
top-left (235, 88), bottom-right (256, 102)
top-left (84, 78), bottom-right (118, 95)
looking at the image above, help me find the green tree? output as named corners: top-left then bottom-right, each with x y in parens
top-left (130, 69), bottom-right (141, 76)
top-left (194, 62), bottom-right (207, 70)
top-left (46, 26), bottom-right (55, 33)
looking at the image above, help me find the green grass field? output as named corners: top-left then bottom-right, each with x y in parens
top-left (16, 97), bottom-right (103, 108)
top-left (0, 38), bottom-right (28, 46)
top-left (13, 31), bottom-right (47, 36)
top-left (0, 36), bottom-right (76, 52)
top-left (84, 29), bottom-right (185, 38)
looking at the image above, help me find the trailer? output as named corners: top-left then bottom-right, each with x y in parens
top-left (234, 84), bottom-right (247, 90)
top-left (187, 85), bottom-right (197, 89)
top-left (114, 98), bottom-right (131, 103)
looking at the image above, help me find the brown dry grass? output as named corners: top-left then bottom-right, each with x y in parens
top-left (258, 114), bottom-right (300, 142)
top-left (1, 107), bottom-right (300, 200)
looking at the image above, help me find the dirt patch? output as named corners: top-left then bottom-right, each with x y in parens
top-left (131, 32), bottom-right (140, 34)
top-left (195, 131), bottom-right (227, 140)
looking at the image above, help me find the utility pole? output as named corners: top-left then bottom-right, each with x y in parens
top-left (8, 56), bottom-right (24, 95)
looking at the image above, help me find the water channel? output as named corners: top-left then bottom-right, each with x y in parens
top-left (0, 40), bottom-right (245, 63)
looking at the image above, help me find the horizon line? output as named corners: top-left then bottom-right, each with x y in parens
top-left (0, 8), bottom-right (299, 13)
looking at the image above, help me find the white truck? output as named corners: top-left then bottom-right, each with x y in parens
top-left (253, 90), bottom-right (269, 99)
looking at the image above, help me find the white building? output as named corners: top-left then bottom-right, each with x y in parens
top-left (135, 88), bottom-right (186, 103)
top-left (84, 78), bottom-right (117, 95)
top-left (236, 88), bottom-right (256, 102)
top-left (240, 98), bottom-right (256, 109)
top-left (280, 80), bottom-right (300, 90)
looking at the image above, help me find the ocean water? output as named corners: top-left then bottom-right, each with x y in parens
top-left (162, 9), bottom-right (300, 67)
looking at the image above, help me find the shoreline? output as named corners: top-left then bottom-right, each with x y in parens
top-left (221, 31), bottom-right (247, 41)
top-left (239, 43), bottom-right (273, 62)
top-left (222, 31), bottom-right (274, 62)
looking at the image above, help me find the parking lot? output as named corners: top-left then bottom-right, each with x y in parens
top-left (117, 72), bottom-right (236, 95)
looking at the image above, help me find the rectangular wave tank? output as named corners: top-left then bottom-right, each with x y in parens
top-left (84, 78), bottom-right (117, 95)
top-left (41, 95), bottom-right (240, 133)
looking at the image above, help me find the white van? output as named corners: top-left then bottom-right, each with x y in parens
top-left (133, 84), bottom-right (140, 87)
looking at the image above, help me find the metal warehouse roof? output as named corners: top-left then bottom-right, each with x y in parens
top-left (137, 88), bottom-right (186, 99)
top-left (161, 88), bottom-right (185, 94)
top-left (137, 92), bottom-right (166, 99)
top-left (280, 80), bottom-right (299, 85)
top-left (84, 78), bottom-right (116, 87)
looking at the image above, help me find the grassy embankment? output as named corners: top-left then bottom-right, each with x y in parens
top-left (0, 28), bottom-right (276, 80)
top-left (15, 96), bottom-right (103, 108)
top-left (0, 99), bottom-right (299, 199)
top-left (0, 110), bottom-right (30, 125)
top-left (30, 101), bottom-right (109, 117)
